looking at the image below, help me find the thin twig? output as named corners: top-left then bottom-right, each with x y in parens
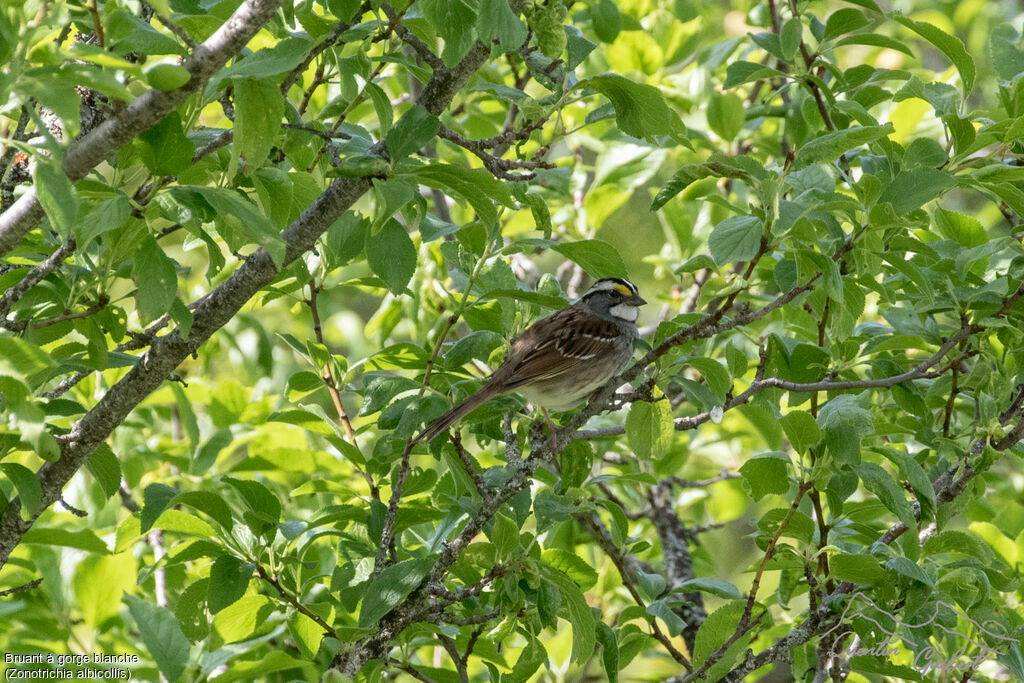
top-left (256, 564), bottom-right (338, 639)
top-left (0, 577), bottom-right (43, 597)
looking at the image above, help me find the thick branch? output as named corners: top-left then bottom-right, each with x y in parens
top-left (0, 0), bottom-right (283, 257)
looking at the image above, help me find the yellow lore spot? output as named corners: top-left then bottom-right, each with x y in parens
top-left (614, 283), bottom-right (633, 296)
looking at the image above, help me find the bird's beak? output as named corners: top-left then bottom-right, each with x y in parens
top-left (627, 294), bottom-right (647, 306)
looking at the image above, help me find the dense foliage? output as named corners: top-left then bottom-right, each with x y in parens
top-left (2, 0), bottom-right (1024, 680)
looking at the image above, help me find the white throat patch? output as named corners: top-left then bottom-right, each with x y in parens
top-left (609, 303), bottom-right (638, 322)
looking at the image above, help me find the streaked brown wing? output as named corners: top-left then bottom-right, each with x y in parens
top-left (498, 307), bottom-right (621, 389)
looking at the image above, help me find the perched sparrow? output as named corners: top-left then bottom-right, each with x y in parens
top-left (416, 277), bottom-right (647, 442)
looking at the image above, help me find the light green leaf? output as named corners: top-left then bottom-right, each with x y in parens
top-left (477, 0), bottom-right (528, 51)
top-left (539, 563), bottom-right (597, 664)
top-left (34, 158), bottom-right (78, 238)
top-left (580, 74), bottom-right (686, 142)
top-left (709, 215), bottom-right (761, 266)
top-left (794, 124), bottom-right (893, 166)
top-left (1, 463), bottom-right (42, 517)
top-left (879, 168), bottom-right (955, 213)
top-left (541, 548), bottom-right (598, 591)
top-left (779, 411), bottom-right (822, 454)
top-left (23, 526), bottom-right (108, 553)
top-left (125, 594), bottom-right (192, 681)
top-left (626, 400), bottom-right (674, 460)
top-left (212, 594), bottom-right (275, 643)
top-left (86, 444), bottom-right (122, 499)
top-left (706, 92), bottom-right (744, 142)
top-left (858, 462), bottom-right (916, 532)
top-left (74, 553), bottom-right (135, 627)
top-left (231, 77), bottom-right (284, 176)
top-left (893, 14), bottom-right (975, 93)
top-left (359, 557), bottom-right (434, 627)
top-left (552, 239), bottom-right (628, 279)
top-left (739, 452), bottom-right (790, 501)
top-left (133, 236), bottom-right (178, 324)
top-left (76, 194), bottom-right (131, 249)
top-left (830, 553), bottom-right (885, 585)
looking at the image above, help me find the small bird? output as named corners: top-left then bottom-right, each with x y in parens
top-left (416, 277), bottom-right (647, 442)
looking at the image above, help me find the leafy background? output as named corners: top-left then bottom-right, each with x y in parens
top-left (1, 0), bottom-right (1024, 681)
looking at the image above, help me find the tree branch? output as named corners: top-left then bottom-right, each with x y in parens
top-left (0, 0), bottom-right (283, 257)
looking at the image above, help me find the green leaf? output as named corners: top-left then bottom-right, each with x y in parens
top-left (76, 194), bottom-right (131, 248)
top-left (879, 168), bottom-right (955, 213)
top-left (386, 105), bottom-right (440, 160)
top-left (412, 163), bottom-right (514, 226)
top-left (86, 444), bottom-right (122, 499)
top-left (0, 337), bottom-right (56, 384)
top-left (1, 463), bottom-right (42, 518)
top-left (693, 602), bottom-right (749, 678)
top-left (739, 452), bottom-right (790, 501)
top-left (171, 490), bottom-right (234, 531)
top-left (779, 411), bottom-right (822, 454)
top-left (489, 513), bottom-right (520, 556)
top-left (358, 557), bottom-right (434, 627)
top-left (626, 400), bottom-right (674, 460)
top-left (706, 92), bottom-right (745, 141)
top-left (223, 476), bottom-right (281, 529)
top-left (934, 207), bottom-right (986, 248)
top-left (231, 77), bottom-right (284, 176)
top-left (857, 462), bottom-right (916, 532)
top-left (893, 14), bottom-right (975, 93)
top-left (208, 555), bottom-right (252, 614)
top-left (780, 17), bottom-right (803, 60)
top-left (834, 33), bottom-right (915, 57)
top-left (595, 621), bottom-right (618, 683)
top-left (794, 124), bottom-right (893, 166)
top-left (366, 218), bottom-right (417, 294)
top-left (138, 112), bottom-right (195, 175)
top-left (477, 0), bottom-right (528, 51)
top-left (552, 239), bottom-right (628, 279)
top-left (823, 8), bottom-right (868, 40)
top-left (133, 236), bottom-right (178, 324)
top-left (830, 553), bottom-right (884, 584)
top-left (539, 563), bottom-right (597, 664)
top-left (988, 24), bottom-right (1024, 81)
top-left (107, 9), bottom-right (186, 55)
top-left (34, 157), bottom-right (78, 238)
top-left (686, 357), bottom-right (730, 401)
top-left (74, 553), bottom-right (135, 627)
top-left (646, 599), bottom-right (686, 636)
top-left (580, 74), bottom-right (685, 142)
top-left (212, 594), bottom-right (275, 643)
top-left (141, 483), bottom-right (179, 533)
top-left (884, 556), bottom-right (934, 586)
top-left (25, 527), bottom-right (107, 556)
top-left (542, 548), bottom-right (598, 590)
top-left (652, 164), bottom-right (716, 211)
top-left (421, 0), bottom-right (478, 66)
top-left (125, 594), bottom-right (192, 682)
top-left (676, 577), bottom-right (743, 600)
top-left (591, 0), bottom-right (621, 43)
top-left (724, 61), bottom-right (785, 88)
top-left (709, 215), bottom-right (761, 266)
top-left (214, 36), bottom-right (313, 84)
top-left (185, 186), bottom-right (286, 266)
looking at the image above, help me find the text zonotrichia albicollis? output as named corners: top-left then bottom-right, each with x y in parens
top-left (416, 277), bottom-right (647, 442)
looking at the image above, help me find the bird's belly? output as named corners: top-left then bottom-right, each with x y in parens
top-left (518, 375), bottom-right (611, 412)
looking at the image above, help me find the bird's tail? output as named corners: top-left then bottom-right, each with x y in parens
top-left (414, 384), bottom-right (501, 444)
